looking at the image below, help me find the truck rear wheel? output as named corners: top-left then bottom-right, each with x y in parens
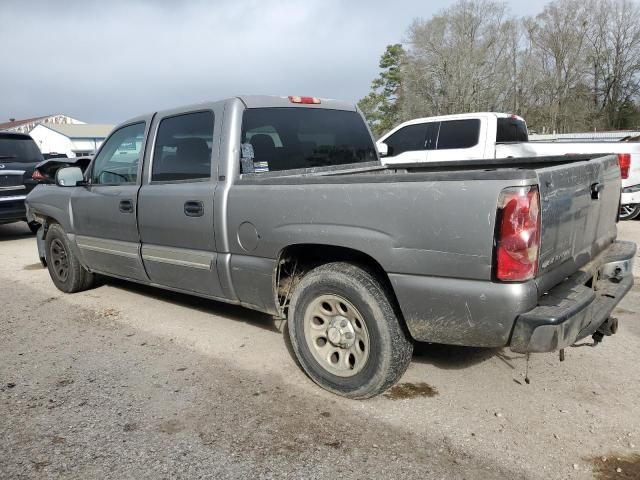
top-left (46, 224), bottom-right (95, 293)
top-left (619, 204), bottom-right (640, 221)
top-left (287, 262), bottom-right (413, 399)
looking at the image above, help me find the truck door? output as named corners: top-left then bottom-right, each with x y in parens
top-left (380, 123), bottom-right (428, 164)
top-left (137, 107), bottom-right (225, 299)
top-left (381, 121), bottom-right (440, 165)
top-left (70, 120), bottom-right (149, 281)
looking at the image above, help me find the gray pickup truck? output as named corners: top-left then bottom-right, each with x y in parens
top-left (26, 95), bottom-right (636, 398)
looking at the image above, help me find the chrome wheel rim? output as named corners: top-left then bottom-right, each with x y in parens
top-left (50, 239), bottom-right (69, 282)
top-left (303, 294), bottom-right (370, 377)
top-left (620, 205), bottom-right (636, 218)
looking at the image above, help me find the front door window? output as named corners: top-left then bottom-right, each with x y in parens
top-left (91, 123), bottom-right (145, 185)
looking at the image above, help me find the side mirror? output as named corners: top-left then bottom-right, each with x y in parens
top-left (377, 142), bottom-right (389, 157)
top-left (56, 166), bottom-right (85, 187)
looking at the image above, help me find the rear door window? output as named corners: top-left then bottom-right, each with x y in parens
top-left (424, 122), bottom-right (440, 150)
top-left (436, 119), bottom-right (481, 150)
top-left (240, 108), bottom-right (376, 173)
top-left (384, 124), bottom-right (427, 157)
top-left (152, 111), bottom-right (214, 182)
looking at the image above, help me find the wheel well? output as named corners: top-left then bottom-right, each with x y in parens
top-left (275, 244), bottom-right (403, 320)
top-left (35, 216), bottom-right (60, 265)
top-left (38, 216), bottom-right (59, 238)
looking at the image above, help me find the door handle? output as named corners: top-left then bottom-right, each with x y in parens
top-left (184, 200), bottom-right (204, 217)
top-left (591, 182), bottom-right (604, 200)
top-left (119, 199), bottom-right (134, 213)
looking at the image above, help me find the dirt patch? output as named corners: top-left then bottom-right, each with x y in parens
top-left (97, 308), bottom-right (120, 319)
top-left (123, 423), bottom-right (138, 432)
top-left (31, 460), bottom-right (51, 471)
top-left (324, 440), bottom-right (343, 449)
top-left (158, 419), bottom-right (184, 434)
top-left (383, 382), bottom-right (438, 400)
top-left (589, 453), bottom-right (640, 479)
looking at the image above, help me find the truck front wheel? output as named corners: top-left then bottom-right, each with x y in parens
top-left (46, 224), bottom-right (95, 293)
top-left (287, 262), bottom-right (413, 399)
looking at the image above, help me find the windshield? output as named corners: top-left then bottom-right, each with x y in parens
top-left (0, 136), bottom-right (44, 163)
top-left (240, 108), bottom-right (377, 173)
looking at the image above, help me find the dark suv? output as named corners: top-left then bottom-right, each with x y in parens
top-left (0, 132), bottom-right (44, 232)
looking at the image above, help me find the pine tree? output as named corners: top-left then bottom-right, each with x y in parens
top-left (358, 44), bottom-right (405, 137)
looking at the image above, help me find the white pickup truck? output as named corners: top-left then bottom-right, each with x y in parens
top-left (376, 112), bottom-right (640, 219)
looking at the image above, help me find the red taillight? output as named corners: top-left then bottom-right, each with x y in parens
top-left (617, 153), bottom-right (631, 179)
top-left (495, 186), bottom-right (540, 282)
top-left (32, 169), bottom-right (46, 182)
top-left (288, 96), bottom-right (321, 104)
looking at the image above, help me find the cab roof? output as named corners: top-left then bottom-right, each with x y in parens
top-left (237, 95), bottom-right (356, 111)
top-left (118, 95), bottom-right (358, 129)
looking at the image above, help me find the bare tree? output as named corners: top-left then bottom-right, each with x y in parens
top-left (522, 0), bottom-right (591, 132)
top-left (587, 0), bottom-right (640, 128)
top-left (403, 1), bottom-right (515, 116)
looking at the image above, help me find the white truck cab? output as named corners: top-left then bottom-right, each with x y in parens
top-left (377, 112), bottom-right (640, 219)
top-left (377, 112), bottom-right (527, 165)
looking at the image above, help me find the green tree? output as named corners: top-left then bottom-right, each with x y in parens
top-left (358, 44), bottom-right (406, 137)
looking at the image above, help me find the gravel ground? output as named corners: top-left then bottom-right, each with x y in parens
top-left (1, 220), bottom-right (639, 479)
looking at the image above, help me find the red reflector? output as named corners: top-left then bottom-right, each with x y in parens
top-left (617, 153), bottom-right (631, 179)
top-left (32, 169), bottom-right (46, 181)
top-left (495, 186), bottom-right (540, 282)
top-left (288, 96), bottom-right (321, 104)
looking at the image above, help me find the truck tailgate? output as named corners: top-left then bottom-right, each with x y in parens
top-left (536, 154), bottom-right (620, 285)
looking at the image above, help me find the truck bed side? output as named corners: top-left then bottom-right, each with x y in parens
top-left (224, 153), bottom-right (621, 347)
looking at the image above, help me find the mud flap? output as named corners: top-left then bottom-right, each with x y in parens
top-left (37, 223), bottom-right (47, 267)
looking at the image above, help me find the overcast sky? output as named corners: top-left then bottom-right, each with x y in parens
top-left (1, 0), bottom-right (548, 124)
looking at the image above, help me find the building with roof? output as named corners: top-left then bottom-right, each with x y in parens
top-left (29, 123), bottom-right (114, 157)
top-left (0, 114), bottom-right (84, 134)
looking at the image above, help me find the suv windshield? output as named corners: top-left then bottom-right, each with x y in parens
top-left (240, 108), bottom-right (377, 173)
top-left (0, 135), bottom-right (44, 163)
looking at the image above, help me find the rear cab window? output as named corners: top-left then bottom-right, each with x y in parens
top-left (436, 119), bottom-right (480, 150)
top-left (239, 108), bottom-right (377, 174)
top-left (496, 117), bottom-right (528, 142)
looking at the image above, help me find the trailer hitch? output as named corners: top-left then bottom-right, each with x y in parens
top-left (592, 316), bottom-right (619, 344)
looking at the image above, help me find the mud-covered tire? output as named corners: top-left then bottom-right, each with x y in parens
top-left (619, 204), bottom-right (640, 221)
top-left (46, 224), bottom-right (95, 293)
top-left (288, 262), bottom-right (413, 399)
